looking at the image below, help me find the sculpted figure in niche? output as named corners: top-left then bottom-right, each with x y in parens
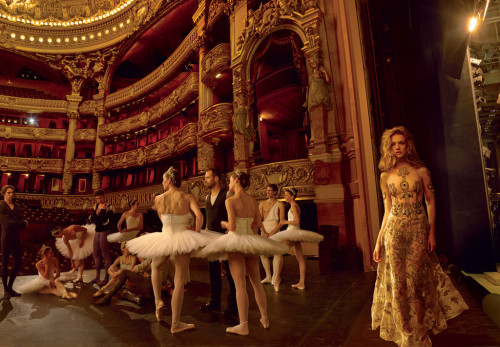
top-left (306, 52), bottom-right (332, 112)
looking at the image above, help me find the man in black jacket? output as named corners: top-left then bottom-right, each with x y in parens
top-left (0, 185), bottom-right (27, 299)
top-left (200, 169), bottom-right (237, 319)
top-left (89, 189), bottom-right (114, 286)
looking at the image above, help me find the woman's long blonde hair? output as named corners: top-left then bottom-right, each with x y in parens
top-left (378, 126), bottom-right (424, 172)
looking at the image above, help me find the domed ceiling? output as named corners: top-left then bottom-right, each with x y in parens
top-left (0, 0), bottom-right (180, 53)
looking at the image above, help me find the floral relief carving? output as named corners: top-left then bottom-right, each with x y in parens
top-left (70, 159), bottom-right (94, 173)
top-left (248, 159), bottom-right (315, 200)
top-left (0, 126), bottom-right (66, 141)
top-left (198, 103), bottom-right (233, 141)
top-left (0, 157), bottom-right (63, 173)
top-left (74, 129), bottom-right (97, 142)
top-left (201, 43), bottom-right (231, 89)
top-left (0, 95), bottom-right (67, 113)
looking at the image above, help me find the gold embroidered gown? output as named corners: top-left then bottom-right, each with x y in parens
top-left (371, 167), bottom-right (468, 346)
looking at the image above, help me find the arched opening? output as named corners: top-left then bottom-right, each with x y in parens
top-left (250, 30), bottom-right (309, 164)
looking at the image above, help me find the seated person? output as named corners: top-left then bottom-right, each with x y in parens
top-left (95, 253), bottom-right (174, 306)
top-left (19, 245), bottom-right (77, 299)
top-left (94, 242), bottom-right (137, 297)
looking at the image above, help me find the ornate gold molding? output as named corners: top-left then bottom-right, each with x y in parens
top-left (16, 158), bottom-right (317, 209)
top-left (74, 129), bottom-right (97, 142)
top-left (248, 159), bottom-right (315, 200)
top-left (104, 27), bottom-right (198, 109)
top-left (0, 0), bottom-right (171, 54)
top-left (70, 159), bottom-right (94, 174)
top-left (99, 72), bottom-right (199, 138)
top-left (78, 100), bottom-right (98, 115)
top-left (0, 125), bottom-right (66, 141)
top-left (0, 95), bottom-right (67, 113)
top-left (0, 126), bottom-right (94, 142)
top-left (94, 122), bottom-right (198, 171)
top-left (201, 43), bottom-right (231, 89)
top-left (0, 156), bottom-right (63, 173)
top-left (198, 103), bottom-right (233, 142)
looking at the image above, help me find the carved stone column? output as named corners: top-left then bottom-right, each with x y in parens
top-left (197, 139), bottom-right (215, 172)
top-left (62, 98), bottom-right (81, 194)
top-left (232, 86), bottom-right (253, 170)
top-left (92, 110), bottom-right (106, 192)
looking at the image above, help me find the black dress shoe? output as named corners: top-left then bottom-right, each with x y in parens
top-left (199, 302), bottom-right (220, 312)
top-left (8, 289), bottom-right (21, 297)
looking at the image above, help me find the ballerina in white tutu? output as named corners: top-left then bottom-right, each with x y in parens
top-left (53, 224), bottom-right (96, 283)
top-left (18, 245), bottom-right (77, 299)
top-left (270, 188), bottom-right (324, 290)
top-left (108, 199), bottom-right (143, 243)
top-left (127, 167), bottom-right (209, 333)
top-left (197, 171), bottom-right (289, 336)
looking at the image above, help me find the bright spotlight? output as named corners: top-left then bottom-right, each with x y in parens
top-left (469, 16), bottom-right (478, 32)
top-left (29, 118), bottom-right (35, 124)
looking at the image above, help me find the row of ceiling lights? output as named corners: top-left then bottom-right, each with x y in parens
top-left (8, 19), bottom-right (130, 44)
top-left (0, 0), bottom-right (134, 27)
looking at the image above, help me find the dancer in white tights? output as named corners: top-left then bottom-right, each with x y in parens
top-left (198, 171), bottom-right (288, 335)
top-left (127, 167), bottom-right (209, 334)
top-left (271, 188), bottom-right (324, 290)
top-left (258, 184), bottom-right (285, 292)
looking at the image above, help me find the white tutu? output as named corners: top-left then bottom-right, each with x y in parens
top-left (56, 224), bottom-right (96, 260)
top-left (18, 272), bottom-right (76, 294)
top-left (107, 230), bottom-right (139, 243)
top-left (196, 217), bottom-right (289, 261)
top-left (126, 214), bottom-right (212, 258)
top-left (270, 228), bottom-right (324, 244)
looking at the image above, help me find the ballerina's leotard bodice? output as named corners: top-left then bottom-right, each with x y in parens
top-left (231, 217), bottom-right (254, 236)
top-left (286, 210), bottom-right (299, 230)
top-left (161, 213), bottom-right (191, 233)
top-left (75, 231), bottom-right (84, 240)
top-left (126, 215), bottom-right (141, 230)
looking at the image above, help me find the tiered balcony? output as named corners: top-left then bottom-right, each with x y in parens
top-left (94, 122), bottom-right (197, 171)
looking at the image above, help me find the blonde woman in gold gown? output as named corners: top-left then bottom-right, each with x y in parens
top-left (371, 126), bottom-right (468, 346)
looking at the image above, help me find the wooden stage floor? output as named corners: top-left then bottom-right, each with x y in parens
top-left (0, 256), bottom-right (499, 346)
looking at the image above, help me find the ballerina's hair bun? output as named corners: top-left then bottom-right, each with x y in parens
top-left (164, 166), bottom-right (182, 187)
top-left (51, 227), bottom-right (62, 237)
top-left (233, 170), bottom-right (250, 189)
top-left (39, 244), bottom-right (52, 258)
top-left (285, 187), bottom-right (298, 197)
top-left (128, 198), bottom-right (137, 208)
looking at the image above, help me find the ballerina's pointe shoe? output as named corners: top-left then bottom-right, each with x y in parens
top-left (69, 292), bottom-right (78, 299)
top-left (93, 289), bottom-right (104, 297)
top-left (261, 277), bottom-right (272, 284)
top-left (170, 321), bottom-right (195, 334)
top-left (274, 278), bottom-right (281, 292)
top-left (291, 283), bottom-right (305, 290)
top-left (260, 317), bottom-right (270, 329)
top-left (72, 276), bottom-right (83, 283)
top-left (155, 300), bottom-right (164, 322)
top-left (226, 322), bottom-right (249, 336)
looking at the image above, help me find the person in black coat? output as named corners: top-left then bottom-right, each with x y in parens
top-left (200, 169), bottom-right (237, 319)
top-left (89, 189), bottom-right (114, 286)
top-left (0, 185), bottom-right (27, 299)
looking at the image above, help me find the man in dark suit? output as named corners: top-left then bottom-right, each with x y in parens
top-left (200, 169), bottom-right (237, 319)
top-left (0, 185), bottom-right (27, 299)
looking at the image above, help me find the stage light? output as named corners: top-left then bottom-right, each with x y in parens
top-left (469, 16), bottom-right (478, 32)
top-left (215, 73), bottom-right (222, 78)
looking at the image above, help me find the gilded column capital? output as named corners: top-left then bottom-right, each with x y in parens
top-left (67, 111), bottom-right (80, 120)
